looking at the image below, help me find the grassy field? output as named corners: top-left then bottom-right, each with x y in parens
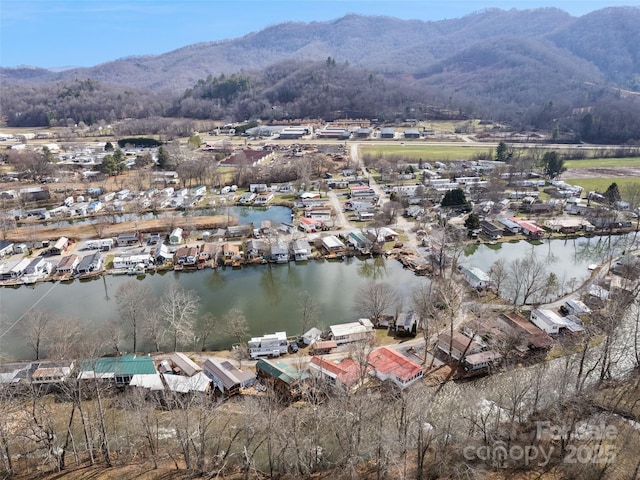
top-left (564, 177), bottom-right (640, 195)
top-left (564, 157), bottom-right (640, 169)
top-left (361, 145), bottom-right (493, 161)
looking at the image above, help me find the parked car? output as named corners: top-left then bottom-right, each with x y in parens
top-left (288, 341), bottom-right (299, 354)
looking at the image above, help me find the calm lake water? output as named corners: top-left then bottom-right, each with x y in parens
top-left (0, 256), bottom-right (423, 360)
top-left (2, 233), bottom-right (637, 361)
top-left (461, 233), bottom-right (638, 293)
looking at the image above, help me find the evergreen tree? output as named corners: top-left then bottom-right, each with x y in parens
top-left (542, 151), bottom-right (566, 179)
top-left (495, 141), bottom-right (513, 163)
top-left (603, 182), bottom-right (622, 205)
top-left (157, 146), bottom-right (170, 169)
top-left (464, 212), bottom-right (481, 234)
top-left (441, 188), bottom-right (470, 211)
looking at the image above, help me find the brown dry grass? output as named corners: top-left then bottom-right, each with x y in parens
top-left (6, 215), bottom-right (237, 242)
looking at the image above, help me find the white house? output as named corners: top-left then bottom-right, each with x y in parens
top-left (112, 254), bottom-right (153, 270)
top-left (462, 266), bottom-right (491, 289)
top-left (329, 319), bottom-right (374, 345)
top-left (321, 235), bottom-right (345, 252)
top-left (169, 227), bottom-right (183, 245)
top-left (530, 308), bottom-right (566, 335)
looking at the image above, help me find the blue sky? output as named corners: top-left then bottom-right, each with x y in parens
top-left (1, 0), bottom-right (637, 68)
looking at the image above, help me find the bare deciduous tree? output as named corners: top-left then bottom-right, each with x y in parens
top-left (353, 280), bottom-right (399, 326)
top-left (116, 280), bottom-right (153, 353)
top-left (19, 309), bottom-right (53, 360)
top-left (159, 281), bottom-right (200, 352)
top-left (297, 290), bottom-right (319, 336)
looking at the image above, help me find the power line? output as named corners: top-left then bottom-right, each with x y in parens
top-left (0, 281), bottom-right (59, 340)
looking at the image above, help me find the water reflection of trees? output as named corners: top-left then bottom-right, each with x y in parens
top-left (285, 263), bottom-right (301, 288)
top-left (260, 264), bottom-right (283, 306)
top-left (205, 269), bottom-right (227, 290)
top-left (357, 256), bottom-right (388, 281)
top-left (574, 234), bottom-right (637, 265)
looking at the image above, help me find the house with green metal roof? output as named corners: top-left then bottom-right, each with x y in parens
top-left (79, 354), bottom-right (157, 387)
top-left (256, 358), bottom-right (309, 399)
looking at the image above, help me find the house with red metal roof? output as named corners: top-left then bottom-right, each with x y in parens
top-left (308, 356), bottom-right (362, 390)
top-left (367, 346), bottom-right (423, 389)
top-left (510, 217), bottom-right (545, 238)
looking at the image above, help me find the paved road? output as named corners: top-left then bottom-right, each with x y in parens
top-left (350, 143), bottom-right (424, 254)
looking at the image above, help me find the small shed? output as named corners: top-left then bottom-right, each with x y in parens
top-left (50, 237), bottom-right (69, 255)
top-left (302, 327), bottom-right (323, 346)
top-left (169, 228), bottom-right (183, 245)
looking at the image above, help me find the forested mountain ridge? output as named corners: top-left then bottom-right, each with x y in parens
top-left (2, 7), bottom-right (640, 143)
top-left (2, 7), bottom-right (638, 91)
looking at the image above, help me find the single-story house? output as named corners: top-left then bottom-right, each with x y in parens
top-left (305, 206), bottom-right (333, 221)
top-left (394, 310), bottom-right (417, 333)
top-left (463, 351), bottom-right (503, 371)
top-left (299, 217), bottom-right (319, 233)
top-left (76, 252), bottom-right (103, 274)
top-left (367, 346), bottom-right (423, 389)
top-left (159, 372), bottom-right (211, 394)
top-left (25, 257), bottom-right (51, 276)
top-left (1, 258), bottom-right (29, 280)
top-left (116, 233), bottom-right (139, 246)
top-left (291, 239), bottom-right (312, 261)
top-left (346, 231), bottom-right (373, 253)
top-left (308, 356), bottom-right (362, 390)
top-left (112, 254), bottom-right (153, 270)
top-left (254, 192), bottom-right (274, 205)
top-left (512, 218), bottom-right (545, 238)
top-left (270, 240), bottom-right (289, 263)
top-left (30, 361), bottom-right (74, 386)
top-left (222, 242), bottom-right (240, 258)
top-left (480, 220), bottom-right (503, 240)
top-left (225, 224), bottom-right (254, 239)
top-left (461, 266), bottom-right (492, 289)
top-left (79, 354), bottom-right (157, 387)
top-left (256, 359), bottom-right (309, 399)
top-left (301, 327), bottom-right (323, 346)
top-left (498, 218), bottom-right (521, 235)
top-left (49, 237), bottom-right (69, 255)
top-left (199, 243), bottom-right (216, 261)
top-left (367, 227), bottom-right (399, 243)
top-left (245, 239), bottom-right (268, 260)
top-left (154, 243), bottom-right (174, 265)
top-left (239, 192), bottom-right (257, 204)
top-left (175, 246), bottom-right (198, 265)
top-left (357, 211), bottom-right (375, 222)
top-left (404, 129), bottom-right (421, 139)
top-left (56, 254), bottom-right (79, 274)
top-left (321, 235), bottom-right (345, 253)
top-left (249, 183), bottom-right (269, 193)
top-left (530, 308), bottom-right (566, 335)
top-left (203, 358), bottom-right (256, 397)
top-left (329, 318), bottom-right (374, 345)
top-left (437, 332), bottom-right (484, 361)
top-left (169, 228), bottom-right (183, 245)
